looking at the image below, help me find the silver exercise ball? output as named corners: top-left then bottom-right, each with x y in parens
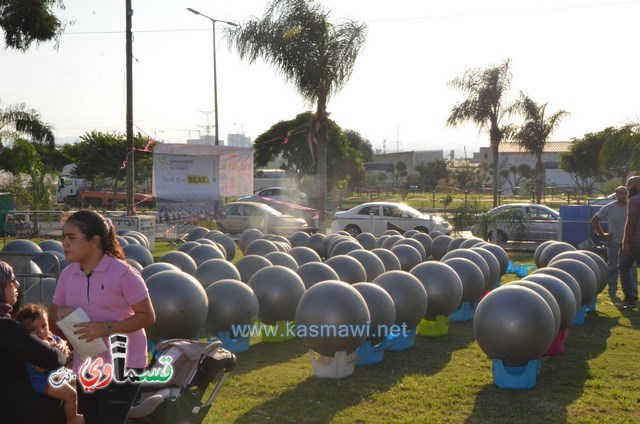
top-left (547, 259), bottom-right (597, 306)
top-left (204, 279), bottom-right (259, 334)
top-left (123, 243), bottom-right (154, 268)
top-left (187, 244), bottom-right (225, 266)
top-left (506, 280), bottom-right (561, 335)
top-left (473, 285), bottom-right (556, 366)
top-left (235, 255), bottom-right (272, 283)
top-left (430, 235), bottom-right (453, 261)
top-left (325, 255), bottom-right (367, 284)
top-left (239, 229), bottom-right (264, 252)
top-left (530, 267), bottom-right (582, 310)
top-left (195, 258), bottom-right (241, 289)
top-left (479, 243), bottom-right (510, 276)
top-left (296, 262), bottom-right (340, 290)
top-left (373, 270), bottom-right (428, 329)
top-left (146, 270), bottom-right (208, 341)
top-left (158, 251), bottom-right (198, 276)
top-left (539, 242), bottom-right (576, 268)
top-left (248, 265), bottom-right (306, 325)
top-left (288, 246), bottom-right (322, 266)
top-left (441, 249), bottom-right (491, 291)
top-left (296, 280), bottom-right (370, 356)
top-left (370, 248), bottom-right (401, 271)
top-left (264, 251), bottom-right (298, 270)
top-left (410, 261), bottom-right (463, 320)
top-left (442, 257), bottom-right (485, 304)
top-left (346, 250), bottom-right (386, 282)
top-left (141, 262), bottom-right (181, 283)
top-left (522, 273), bottom-right (577, 331)
top-left (185, 226), bottom-right (211, 242)
top-left (353, 282), bottom-right (396, 345)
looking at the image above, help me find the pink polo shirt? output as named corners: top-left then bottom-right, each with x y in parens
top-left (53, 254), bottom-right (150, 373)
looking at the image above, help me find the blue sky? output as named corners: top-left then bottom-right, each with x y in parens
top-left (1, 0), bottom-right (639, 158)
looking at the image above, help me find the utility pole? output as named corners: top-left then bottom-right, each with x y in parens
top-left (125, 0), bottom-right (135, 215)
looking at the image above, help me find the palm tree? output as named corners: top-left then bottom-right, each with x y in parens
top-left (508, 93), bottom-right (568, 204)
top-left (0, 102), bottom-right (55, 153)
top-left (447, 59), bottom-right (512, 208)
top-left (226, 0), bottom-right (367, 232)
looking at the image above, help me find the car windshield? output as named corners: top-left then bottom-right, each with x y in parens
top-left (398, 204), bottom-right (423, 218)
top-left (257, 203), bottom-right (283, 216)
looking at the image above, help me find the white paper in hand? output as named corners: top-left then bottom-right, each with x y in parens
top-left (56, 308), bottom-right (108, 360)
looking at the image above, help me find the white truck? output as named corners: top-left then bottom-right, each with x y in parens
top-left (56, 164), bottom-right (90, 203)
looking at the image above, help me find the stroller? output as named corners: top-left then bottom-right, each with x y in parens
top-left (127, 338), bottom-right (236, 423)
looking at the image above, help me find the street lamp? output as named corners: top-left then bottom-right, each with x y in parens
top-left (187, 8), bottom-right (237, 146)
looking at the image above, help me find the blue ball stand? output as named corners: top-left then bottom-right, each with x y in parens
top-left (355, 340), bottom-right (386, 366)
top-left (586, 295), bottom-right (597, 313)
top-left (492, 358), bottom-right (541, 389)
top-left (572, 304), bottom-right (587, 326)
top-left (210, 330), bottom-right (250, 353)
top-left (385, 327), bottom-right (416, 352)
top-left (450, 302), bottom-right (476, 322)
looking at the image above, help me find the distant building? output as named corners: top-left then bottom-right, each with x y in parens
top-left (470, 142), bottom-right (580, 193)
top-left (368, 150), bottom-right (444, 174)
top-left (227, 133), bottom-right (252, 148)
top-left (187, 135), bottom-right (217, 145)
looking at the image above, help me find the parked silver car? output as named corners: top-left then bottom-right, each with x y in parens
top-left (471, 203), bottom-right (559, 242)
top-left (217, 201), bottom-right (308, 235)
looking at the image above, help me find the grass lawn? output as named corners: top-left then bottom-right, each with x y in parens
top-left (10, 240), bottom-right (640, 422)
top-left (206, 291), bottom-right (640, 423)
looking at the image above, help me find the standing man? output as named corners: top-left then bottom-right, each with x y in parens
top-left (592, 186), bottom-right (637, 298)
top-left (619, 176), bottom-right (640, 308)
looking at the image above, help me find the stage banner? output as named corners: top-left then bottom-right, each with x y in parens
top-left (153, 144), bottom-right (253, 224)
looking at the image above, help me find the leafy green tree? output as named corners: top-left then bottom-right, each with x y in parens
top-left (65, 131), bottom-right (154, 191)
top-left (0, 102), bottom-right (55, 153)
top-left (0, 0), bottom-right (69, 51)
top-left (227, 0), bottom-right (367, 232)
top-left (447, 58), bottom-right (513, 208)
top-left (253, 112), bottom-right (367, 192)
top-left (559, 132), bottom-right (607, 194)
top-left (394, 160), bottom-right (407, 188)
top-left (415, 159), bottom-right (449, 191)
top-left (507, 93), bottom-right (569, 203)
top-left (499, 163), bottom-right (532, 195)
top-left (600, 125), bottom-right (640, 184)
top-left (4, 139), bottom-right (53, 230)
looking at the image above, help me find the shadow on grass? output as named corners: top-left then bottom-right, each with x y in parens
top-left (465, 309), bottom-right (619, 423)
top-left (233, 321), bottom-right (476, 423)
top-left (232, 338), bottom-right (310, 376)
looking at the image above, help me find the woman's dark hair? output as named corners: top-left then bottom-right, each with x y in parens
top-left (64, 210), bottom-right (125, 260)
top-left (16, 303), bottom-right (48, 326)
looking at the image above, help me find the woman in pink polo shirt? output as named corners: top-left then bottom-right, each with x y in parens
top-left (50, 210), bottom-right (156, 424)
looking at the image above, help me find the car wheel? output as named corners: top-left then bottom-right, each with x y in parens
top-left (216, 223), bottom-right (226, 234)
top-left (344, 225), bottom-right (362, 237)
top-left (414, 226), bottom-right (429, 234)
top-left (487, 230), bottom-right (507, 243)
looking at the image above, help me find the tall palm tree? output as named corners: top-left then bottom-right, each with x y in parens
top-left (0, 102), bottom-right (55, 154)
top-left (226, 0), bottom-right (367, 232)
top-left (508, 93), bottom-right (568, 204)
top-left (447, 59), bottom-right (512, 208)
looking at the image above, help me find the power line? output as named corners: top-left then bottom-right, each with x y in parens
top-left (61, 0), bottom-right (640, 35)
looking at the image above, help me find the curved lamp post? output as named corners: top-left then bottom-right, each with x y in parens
top-left (187, 8), bottom-right (237, 145)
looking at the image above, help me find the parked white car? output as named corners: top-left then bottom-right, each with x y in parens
top-left (331, 202), bottom-right (452, 237)
top-left (470, 203), bottom-right (559, 242)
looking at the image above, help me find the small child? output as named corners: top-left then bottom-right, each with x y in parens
top-left (16, 303), bottom-right (84, 424)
